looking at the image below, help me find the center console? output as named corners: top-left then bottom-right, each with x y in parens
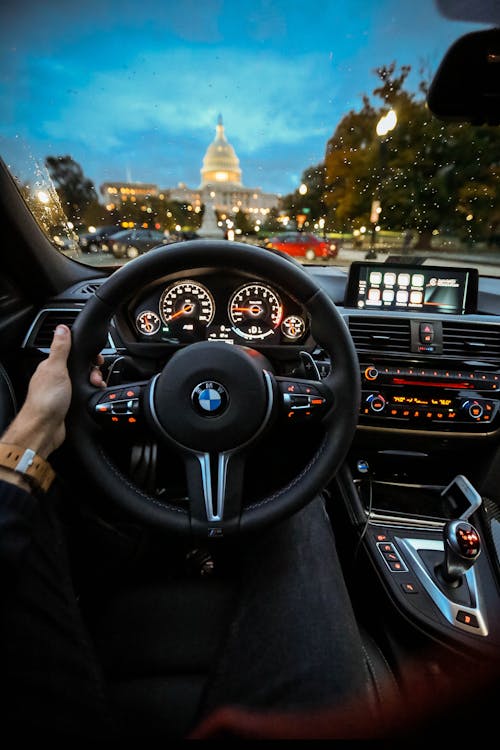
top-left (337, 260), bottom-right (500, 658)
top-left (359, 358), bottom-right (500, 430)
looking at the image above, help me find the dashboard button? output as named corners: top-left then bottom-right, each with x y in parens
top-left (469, 402), bottom-right (483, 419)
top-left (456, 610), bottom-right (480, 628)
top-left (368, 394), bottom-right (386, 413)
top-left (364, 366), bottom-right (378, 381)
top-left (401, 582), bottom-right (419, 594)
top-left (419, 322), bottom-right (434, 343)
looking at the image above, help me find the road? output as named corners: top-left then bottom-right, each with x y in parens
top-left (63, 244), bottom-right (500, 277)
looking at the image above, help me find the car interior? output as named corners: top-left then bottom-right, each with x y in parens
top-left (1, 0), bottom-right (500, 740)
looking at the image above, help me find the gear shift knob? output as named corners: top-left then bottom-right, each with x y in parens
top-left (441, 519), bottom-right (481, 584)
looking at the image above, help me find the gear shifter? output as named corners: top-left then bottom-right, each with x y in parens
top-left (440, 519), bottom-right (481, 585)
top-left (437, 475), bottom-right (482, 587)
top-left (397, 475), bottom-right (487, 634)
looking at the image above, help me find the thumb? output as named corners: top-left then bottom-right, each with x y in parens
top-left (48, 324), bottom-right (72, 365)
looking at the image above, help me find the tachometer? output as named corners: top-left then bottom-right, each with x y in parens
top-left (228, 283), bottom-right (283, 340)
top-left (160, 280), bottom-right (215, 340)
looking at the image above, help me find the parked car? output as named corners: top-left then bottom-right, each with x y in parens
top-left (265, 232), bottom-right (339, 261)
top-left (169, 230), bottom-right (199, 241)
top-left (78, 225), bottom-right (120, 253)
top-left (110, 228), bottom-right (171, 258)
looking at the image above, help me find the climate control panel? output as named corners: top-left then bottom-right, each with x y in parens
top-left (359, 362), bottom-right (500, 431)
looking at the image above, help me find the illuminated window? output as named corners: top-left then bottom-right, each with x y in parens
top-left (215, 171), bottom-right (228, 181)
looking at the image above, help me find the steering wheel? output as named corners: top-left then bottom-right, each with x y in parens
top-left (68, 240), bottom-right (360, 537)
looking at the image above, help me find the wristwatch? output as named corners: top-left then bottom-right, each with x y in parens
top-left (0, 443), bottom-right (55, 493)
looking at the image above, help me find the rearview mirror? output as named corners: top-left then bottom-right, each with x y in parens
top-left (427, 28), bottom-right (500, 125)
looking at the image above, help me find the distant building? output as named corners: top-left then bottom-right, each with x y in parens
top-left (170, 115), bottom-right (280, 218)
top-left (100, 181), bottom-right (159, 210)
top-left (99, 115), bottom-right (280, 219)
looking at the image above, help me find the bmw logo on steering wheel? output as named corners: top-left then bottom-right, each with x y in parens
top-left (191, 381), bottom-right (229, 416)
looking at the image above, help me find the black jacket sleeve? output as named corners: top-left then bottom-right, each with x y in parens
top-left (0, 479), bottom-right (39, 569)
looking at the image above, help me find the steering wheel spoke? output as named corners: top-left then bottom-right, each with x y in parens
top-left (183, 450), bottom-right (246, 536)
top-left (276, 376), bottom-right (333, 424)
top-left (89, 380), bottom-right (148, 427)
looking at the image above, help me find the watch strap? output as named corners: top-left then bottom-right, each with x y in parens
top-left (0, 443), bottom-right (55, 493)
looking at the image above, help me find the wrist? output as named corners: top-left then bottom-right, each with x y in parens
top-left (0, 466), bottom-right (32, 493)
top-left (0, 444), bottom-right (56, 493)
top-left (2, 417), bottom-right (52, 460)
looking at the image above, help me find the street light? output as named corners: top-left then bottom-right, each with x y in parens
top-left (36, 190), bottom-right (50, 204)
top-left (376, 109), bottom-right (397, 137)
top-left (296, 183), bottom-right (309, 231)
top-left (368, 109), bottom-right (398, 258)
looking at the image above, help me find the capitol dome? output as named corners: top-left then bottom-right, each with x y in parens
top-left (200, 115), bottom-right (242, 187)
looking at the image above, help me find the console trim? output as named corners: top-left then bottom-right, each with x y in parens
top-left (396, 536), bottom-right (488, 636)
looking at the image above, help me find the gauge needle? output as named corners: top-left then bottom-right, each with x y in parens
top-left (167, 304), bottom-right (194, 320)
top-left (233, 306), bottom-right (262, 314)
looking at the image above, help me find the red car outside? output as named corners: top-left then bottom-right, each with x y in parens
top-left (265, 232), bottom-right (339, 261)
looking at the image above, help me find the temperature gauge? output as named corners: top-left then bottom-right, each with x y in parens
top-left (281, 315), bottom-right (305, 340)
top-left (136, 310), bottom-right (161, 336)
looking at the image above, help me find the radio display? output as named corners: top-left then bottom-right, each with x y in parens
top-left (345, 262), bottom-right (478, 314)
top-left (392, 394), bottom-right (452, 407)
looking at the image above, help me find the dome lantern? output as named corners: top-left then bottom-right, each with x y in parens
top-left (200, 115), bottom-right (242, 187)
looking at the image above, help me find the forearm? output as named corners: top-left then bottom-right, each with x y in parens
top-left (1, 415), bottom-right (52, 460)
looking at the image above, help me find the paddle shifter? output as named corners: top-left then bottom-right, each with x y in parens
top-left (438, 475), bottom-right (482, 586)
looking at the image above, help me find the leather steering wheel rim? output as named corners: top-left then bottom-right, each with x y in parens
top-left (68, 240), bottom-right (360, 536)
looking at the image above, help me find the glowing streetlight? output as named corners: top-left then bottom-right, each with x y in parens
top-left (299, 183), bottom-right (308, 195)
top-left (37, 190), bottom-right (50, 204)
top-left (376, 109), bottom-right (397, 137)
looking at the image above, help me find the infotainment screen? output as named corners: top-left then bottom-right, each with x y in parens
top-left (344, 262), bottom-right (478, 314)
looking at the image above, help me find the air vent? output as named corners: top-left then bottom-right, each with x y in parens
top-left (348, 316), bottom-right (411, 353)
top-left (30, 309), bottom-right (80, 348)
top-left (66, 280), bottom-right (104, 298)
top-left (442, 321), bottom-right (500, 361)
top-left (78, 282), bottom-right (101, 296)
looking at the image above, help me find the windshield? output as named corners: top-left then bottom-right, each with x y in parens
top-left (1, 1), bottom-right (498, 275)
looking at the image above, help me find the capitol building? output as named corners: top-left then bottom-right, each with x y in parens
top-left (100, 116), bottom-right (280, 220)
top-left (169, 115), bottom-right (280, 216)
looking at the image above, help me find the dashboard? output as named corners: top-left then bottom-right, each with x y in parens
top-left (21, 260), bottom-right (500, 440)
top-left (126, 271), bottom-right (310, 347)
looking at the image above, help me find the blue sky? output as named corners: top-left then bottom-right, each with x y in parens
top-left (0, 0), bottom-right (488, 196)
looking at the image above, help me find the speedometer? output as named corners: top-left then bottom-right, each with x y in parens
top-left (228, 283), bottom-right (283, 340)
top-left (159, 280), bottom-right (215, 341)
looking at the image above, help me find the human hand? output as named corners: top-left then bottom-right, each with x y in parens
top-left (90, 353), bottom-right (106, 388)
top-left (1, 324), bottom-right (72, 459)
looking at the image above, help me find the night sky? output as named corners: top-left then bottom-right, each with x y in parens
top-left (0, 0), bottom-right (489, 195)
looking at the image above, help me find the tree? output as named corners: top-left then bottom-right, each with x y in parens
top-left (280, 163), bottom-right (328, 229)
top-left (323, 96), bottom-right (379, 232)
top-left (233, 209), bottom-right (255, 236)
top-left (259, 207), bottom-right (282, 235)
top-left (44, 156), bottom-right (99, 227)
top-left (319, 63), bottom-right (500, 248)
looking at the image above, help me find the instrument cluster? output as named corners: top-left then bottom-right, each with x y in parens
top-left (131, 274), bottom-right (308, 345)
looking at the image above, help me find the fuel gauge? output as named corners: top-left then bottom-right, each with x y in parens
top-left (281, 315), bottom-right (305, 341)
top-left (136, 310), bottom-right (161, 336)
